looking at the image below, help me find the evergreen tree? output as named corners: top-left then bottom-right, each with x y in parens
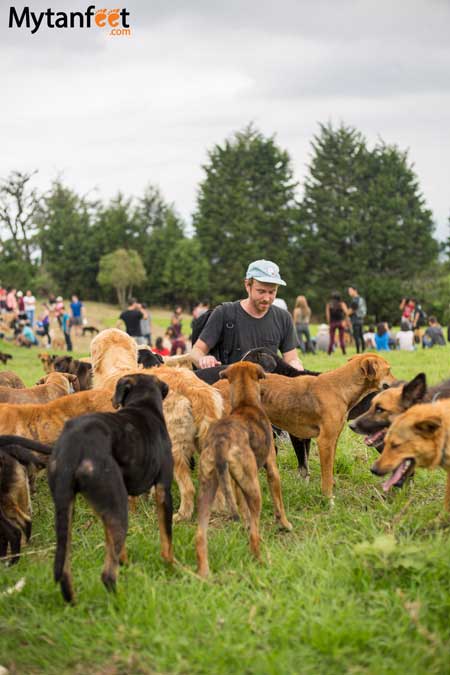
top-left (299, 123), bottom-right (439, 320)
top-left (162, 238), bottom-right (210, 307)
top-left (194, 124), bottom-right (300, 304)
top-left (37, 181), bottom-right (99, 297)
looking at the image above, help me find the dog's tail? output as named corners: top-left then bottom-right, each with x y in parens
top-left (0, 435), bottom-right (52, 469)
top-left (215, 444), bottom-right (239, 520)
top-left (0, 435), bottom-right (52, 454)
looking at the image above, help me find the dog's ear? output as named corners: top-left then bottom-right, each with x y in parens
top-left (112, 377), bottom-right (133, 409)
top-left (65, 373), bottom-right (80, 391)
top-left (360, 357), bottom-right (378, 379)
top-left (413, 415), bottom-right (441, 437)
top-left (255, 364), bottom-right (266, 380)
top-left (157, 379), bottom-right (169, 399)
top-left (401, 373), bottom-right (427, 408)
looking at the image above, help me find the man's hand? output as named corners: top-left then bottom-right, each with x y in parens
top-left (199, 355), bottom-right (221, 369)
top-left (288, 358), bottom-right (304, 371)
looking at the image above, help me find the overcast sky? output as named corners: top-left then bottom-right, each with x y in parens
top-left (1, 0), bottom-right (449, 238)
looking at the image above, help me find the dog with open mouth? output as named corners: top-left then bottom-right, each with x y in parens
top-left (370, 399), bottom-right (450, 509)
top-left (349, 373), bottom-right (450, 486)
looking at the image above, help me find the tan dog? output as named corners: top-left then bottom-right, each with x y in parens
top-left (0, 372), bottom-right (79, 404)
top-left (196, 362), bottom-right (292, 577)
top-left (0, 371), bottom-right (25, 389)
top-left (371, 400), bottom-right (450, 510)
top-left (38, 352), bottom-right (56, 374)
top-left (90, 329), bottom-right (223, 521)
top-left (215, 353), bottom-right (395, 500)
top-left (0, 389), bottom-right (115, 444)
top-left (51, 337), bottom-right (66, 351)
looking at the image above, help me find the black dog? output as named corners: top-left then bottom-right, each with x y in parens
top-left (0, 437), bottom-right (51, 564)
top-left (137, 348), bottom-right (164, 368)
top-left (81, 325), bottom-right (100, 337)
top-left (0, 352), bottom-right (13, 365)
top-left (5, 374), bottom-right (174, 602)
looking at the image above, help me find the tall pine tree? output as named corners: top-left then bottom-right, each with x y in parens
top-left (194, 124), bottom-right (301, 304)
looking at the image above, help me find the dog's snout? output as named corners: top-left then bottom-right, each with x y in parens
top-left (370, 462), bottom-right (383, 476)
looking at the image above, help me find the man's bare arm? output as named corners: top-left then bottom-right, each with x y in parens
top-left (282, 348), bottom-right (304, 371)
top-left (190, 339), bottom-right (221, 369)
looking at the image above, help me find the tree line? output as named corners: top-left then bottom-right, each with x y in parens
top-left (1, 122), bottom-right (449, 322)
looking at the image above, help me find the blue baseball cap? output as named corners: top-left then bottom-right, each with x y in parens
top-left (245, 259), bottom-right (286, 286)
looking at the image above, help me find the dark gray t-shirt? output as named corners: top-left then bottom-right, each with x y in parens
top-left (425, 325), bottom-right (445, 346)
top-left (199, 301), bottom-right (298, 364)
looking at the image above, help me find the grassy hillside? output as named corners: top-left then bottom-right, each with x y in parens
top-left (0, 338), bottom-right (449, 674)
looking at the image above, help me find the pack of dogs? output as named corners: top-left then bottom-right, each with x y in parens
top-left (0, 329), bottom-right (449, 604)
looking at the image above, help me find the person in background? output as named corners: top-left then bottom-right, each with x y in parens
top-left (293, 295), bottom-right (315, 354)
top-left (423, 316), bottom-right (446, 348)
top-left (61, 307), bottom-right (73, 352)
top-left (325, 292), bottom-right (349, 356)
top-left (399, 297), bottom-right (416, 330)
top-left (16, 291), bottom-right (26, 318)
top-left (24, 289), bottom-right (36, 327)
top-left (375, 322), bottom-right (390, 351)
top-left (315, 323), bottom-right (330, 352)
top-left (140, 303), bottom-right (152, 346)
top-left (35, 305), bottom-right (51, 347)
top-left (16, 320), bottom-right (39, 347)
top-left (153, 336), bottom-right (170, 357)
top-left (55, 296), bottom-right (64, 327)
top-left (6, 288), bottom-right (17, 312)
top-left (70, 294), bottom-right (84, 337)
top-left (348, 284), bottom-right (367, 354)
top-left (395, 321), bottom-right (415, 351)
top-left (363, 325), bottom-right (376, 349)
top-left (119, 298), bottom-right (145, 345)
top-left (272, 297), bottom-right (288, 311)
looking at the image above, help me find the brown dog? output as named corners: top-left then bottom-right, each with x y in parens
top-left (196, 362), bottom-right (292, 577)
top-left (38, 352), bottom-right (56, 374)
top-left (0, 352), bottom-right (12, 365)
top-left (90, 329), bottom-right (223, 521)
top-left (0, 439), bottom-right (51, 563)
top-left (215, 353), bottom-right (395, 501)
top-left (0, 388), bottom-right (115, 444)
top-left (0, 371), bottom-right (25, 389)
top-left (0, 372), bottom-right (79, 404)
top-left (349, 372), bottom-right (450, 452)
top-left (53, 355), bottom-right (93, 390)
top-left (371, 400), bottom-right (450, 510)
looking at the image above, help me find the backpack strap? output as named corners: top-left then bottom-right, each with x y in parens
top-left (218, 301), bottom-right (239, 364)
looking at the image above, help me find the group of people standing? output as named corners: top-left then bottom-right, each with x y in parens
top-left (292, 285), bottom-right (367, 356)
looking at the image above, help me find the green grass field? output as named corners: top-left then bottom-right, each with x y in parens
top-left (0, 320), bottom-right (450, 674)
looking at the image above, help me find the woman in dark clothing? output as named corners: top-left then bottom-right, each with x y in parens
top-left (325, 292), bottom-right (349, 355)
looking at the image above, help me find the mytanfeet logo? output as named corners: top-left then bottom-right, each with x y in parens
top-left (8, 6), bottom-right (132, 36)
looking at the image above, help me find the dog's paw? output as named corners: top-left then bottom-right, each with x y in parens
top-left (101, 572), bottom-right (117, 593)
top-left (173, 510), bottom-right (193, 523)
top-left (297, 468), bottom-right (310, 483)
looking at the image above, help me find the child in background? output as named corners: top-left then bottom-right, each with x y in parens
top-left (153, 336), bottom-right (170, 357)
top-left (375, 322), bottom-right (390, 351)
top-left (363, 325), bottom-right (376, 349)
top-left (396, 321), bottom-right (415, 351)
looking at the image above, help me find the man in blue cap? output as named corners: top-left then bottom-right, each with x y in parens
top-left (191, 259), bottom-right (303, 370)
